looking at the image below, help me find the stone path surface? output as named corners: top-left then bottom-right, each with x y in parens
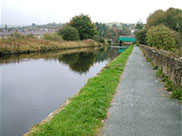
top-left (100, 46), bottom-right (181, 136)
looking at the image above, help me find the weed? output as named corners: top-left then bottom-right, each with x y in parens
top-left (155, 69), bottom-right (182, 102)
top-left (147, 57), bottom-right (151, 62)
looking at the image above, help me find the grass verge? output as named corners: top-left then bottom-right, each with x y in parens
top-left (155, 69), bottom-right (182, 103)
top-left (26, 45), bottom-right (134, 136)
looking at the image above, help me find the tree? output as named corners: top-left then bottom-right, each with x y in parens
top-left (69, 14), bottom-right (97, 40)
top-left (135, 29), bottom-right (147, 45)
top-left (32, 23), bottom-right (36, 27)
top-left (146, 25), bottom-right (175, 51)
top-left (135, 21), bottom-right (144, 30)
top-left (145, 10), bottom-right (166, 29)
top-left (106, 27), bottom-right (119, 43)
top-left (165, 8), bottom-right (182, 33)
top-left (95, 22), bottom-right (109, 38)
top-left (58, 26), bottom-right (80, 41)
top-left (146, 8), bottom-right (182, 33)
top-left (173, 31), bottom-right (182, 56)
top-left (5, 24), bottom-right (8, 30)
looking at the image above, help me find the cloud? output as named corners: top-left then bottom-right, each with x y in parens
top-left (1, 0), bottom-right (182, 25)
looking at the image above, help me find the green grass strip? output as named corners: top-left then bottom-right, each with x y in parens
top-left (28, 45), bottom-right (134, 136)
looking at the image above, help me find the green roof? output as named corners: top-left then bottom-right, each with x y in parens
top-left (119, 36), bottom-right (136, 42)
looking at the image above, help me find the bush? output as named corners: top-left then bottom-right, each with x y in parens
top-left (26, 34), bottom-right (36, 39)
top-left (43, 33), bottom-right (62, 41)
top-left (93, 35), bottom-right (105, 44)
top-left (173, 31), bottom-right (182, 56)
top-left (107, 40), bottom-right (112, 46)
top-left (135, 29), bottom-right (147, 45)
top-left (146, 25), bottom-right (175, 51)
top-left (9, 32), bottom-right (25, 39)
top-left (58, 26), bottom-right (80, 41)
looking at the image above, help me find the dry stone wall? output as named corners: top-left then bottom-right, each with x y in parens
top-left (140, 45), bottom-right (182, 86)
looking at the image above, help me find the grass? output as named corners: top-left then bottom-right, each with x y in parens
top-left (0, 37), bottom-right (103, 55)
top-left (26, 45), bottom-right (134, 136)
top-left (155, 69), bottom-right (182, 103)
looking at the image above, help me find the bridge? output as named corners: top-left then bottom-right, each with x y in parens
top-left (119, 36), bottom-right (136, 46)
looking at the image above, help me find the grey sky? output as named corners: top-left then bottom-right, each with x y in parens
top-left (1, 0), bottom-right (182, 25)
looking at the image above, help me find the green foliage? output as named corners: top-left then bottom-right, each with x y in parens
top-left (26, 34), bottom-right (36, 39)
top-left (9, 32), bottom-right (25, 39)
top-left (171, 89), bottom-right (182, 102)
top-left (106, 27), bottom-right (119, 43)
top-left (96, 22), bottom-right (109, 38)
top-left (107, 40), bottom-right (112, 46)
top-left (146, 25), bottom-right (175, 51)
top-left (146, 8), bottom-right (182, 33)
top-left (135, 29), bottom-right (147, 45)
top-left (97, 37), bottom-right (105, 43)
top-left (146, 10), bottom-right (166, 29)
top-left (69, 14), bottom-right (97, 40)
top-left (58, 52), bottom-right (95, 74)
top-left (165, 8), bottom-right (182, 33)
top-left (93, 35), bottom-right (106, 44)
top-left (28, 46), bottom-right (134, 136)
top-left (43, 33), bottom-right (62, 41)
top-left (105, 24), bottom-right (132, 44)
top-left (119, 27), bottom-right (131, 36)
top-left (155, 69), bottom-right (182, 102)
top-left (173, 31), bottom-right (182, 56)
top-left (58, 26), bottom-right (80, 41)
top-left (135, 21), bottom-right (144, 30)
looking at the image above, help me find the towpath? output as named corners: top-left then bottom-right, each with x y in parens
top-left (100, 46), bottom-right (181, 136)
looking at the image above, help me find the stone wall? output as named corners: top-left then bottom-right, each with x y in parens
top-left (140, 45), bottom-right (182, 86)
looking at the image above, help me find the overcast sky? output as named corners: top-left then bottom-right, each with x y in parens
top-left (1, 0), bottom-right (182, 26)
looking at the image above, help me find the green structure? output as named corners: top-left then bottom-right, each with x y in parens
top-left (119, 36), bottom-right (136, 46)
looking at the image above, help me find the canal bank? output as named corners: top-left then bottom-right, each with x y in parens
top-left (0, 39), bottom-right (103, 56)
top-left (1, 47), bottom-right (121, 136)
top-left (25, 45), bottom-right (134, 136)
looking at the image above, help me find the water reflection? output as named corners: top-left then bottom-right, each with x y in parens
top-left (58, 52), bottom-right (96, 74)
top-left (58, 48), bottom-right (119, 74)
top-left (1, 47), bottom-right (124, 136)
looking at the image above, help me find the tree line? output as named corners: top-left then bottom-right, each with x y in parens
top-left (135, 8), bottom-right (182, 56)
top-left (57, 14), bottom-right (132, 45)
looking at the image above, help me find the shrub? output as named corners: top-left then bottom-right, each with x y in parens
top-left (146, 25), bottom-right (175, 51)
top-left (173, 31), bottom-right (182, 56)
top-left (43, 33), bottom-right (62, 41)
top-left (9, 32), bottom-right (25, 39)
top-left (135, 29), bottom-right (147, 45)
top-left (58, 26), bottom-right (80, 41)
top-left (26, 34), bottom-right (36, 39)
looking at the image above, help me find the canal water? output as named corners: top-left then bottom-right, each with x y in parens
top-left (0, 47), bottom-right (124, 136)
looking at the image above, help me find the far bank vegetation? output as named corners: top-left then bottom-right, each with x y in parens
top-left (0, 14), bottom-right (102, 55)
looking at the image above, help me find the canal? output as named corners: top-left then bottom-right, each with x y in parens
top-left (1, 47), bottom-right (124, 136)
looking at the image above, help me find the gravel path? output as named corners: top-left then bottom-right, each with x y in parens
top-left (100, 46), bottom-right (181, 136)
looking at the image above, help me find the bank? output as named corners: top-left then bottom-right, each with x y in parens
top-left (0, 38), bottom-right (103, 56)
top-left (25, 45), bottom-right (134, 136)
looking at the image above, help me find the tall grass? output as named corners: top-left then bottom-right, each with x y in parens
top-left (26, 45), bottom-right (134, 136)
top-left (0, 34), bottom-right (102, 55)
